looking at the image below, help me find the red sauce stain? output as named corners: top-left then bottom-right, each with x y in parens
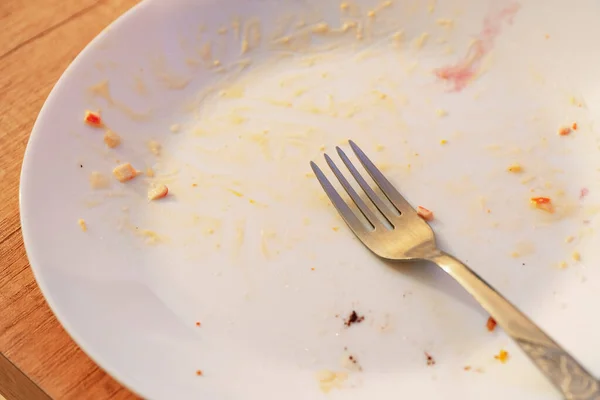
top-left (434, 2), bottom-right (521, 91)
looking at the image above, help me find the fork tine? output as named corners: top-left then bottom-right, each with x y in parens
top-left (323, 154), bottom-right (383, 229)
top-left (336, 146), bottom-right (397, 223)
top-left (348, 140), bottom-right (416, 215)
top-left (310, 161), bottom-right (371, 233)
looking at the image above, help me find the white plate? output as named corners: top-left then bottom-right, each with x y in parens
top-left (20, 0), bottom-right (600, 399)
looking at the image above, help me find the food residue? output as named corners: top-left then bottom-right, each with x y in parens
top-left (148, 184), bottom-right (169, 201)
top-left (486, 316), bottom-right (497, 332)
top-left (344, 310), bottom-right (365, 327)
top-left (89, 171), bottom-right (110, 189)
top-left (84, 110), bottom-right (103, 127)
top-left (113, 163), bottom-right (138, 183)
top-left (434, 3), bottom-right (520, 91)
top-left (147, 140), bottom-right (162, 156)
top-left (417, 206), bottom-right (434, 221)
top-left (425, 352), bottom-right (436, 366)
top-left (78, 218), bottom-right (87, 232)
top-left (195, 370), bottom-right (203, 376)
top-left (507, 164), bottom-right (522, 173)
top-left (316, 370), bottom-right (348, 393)
top-left (494, 349), bottom-right (509, 363)
top-left (103, 130), bottom-right (121, 148)
top-left (558, 126), bottom-right (572, 136)
top-left (170, 124), bottom-right (181, 133)
top-left (572, 251), bottom-right (581, 261)
top-left (530, 196), bottom-right (554, 213)
top-left (195, 321), bottom-right (201, 327)
top-left (572, 122), bottom-right (578, 130)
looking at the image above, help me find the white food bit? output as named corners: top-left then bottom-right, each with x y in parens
top-left (89, 171), bottom-right (110, 189)
top-left (170, 124), bottom-right (181, 133)
top-left (78, 219), bottom-right (87, 232)
top-left (112, 163), bottom-right (138, 182)
top-left (148, 184), bottom-right (169, 201)
top-left (147, 140), bottom-right (161, 156)
top-left (417, 206), bottom-right (434, 221)
top-left (103, 130), bottom-right (121, 148)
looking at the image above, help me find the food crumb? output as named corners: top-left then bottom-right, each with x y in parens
top-left (78, 219), bottom-right (87, 232)
top-left (147, 140), bottom-right (161, 156)
top-left (572, 122), bottom-right (578, 130)
top-left (463, 366), bottom-right (472, 371)
top-left (486, 316), bottom-right (497, 332)
top-left (425, 352), bottom-right (436, 366)
top-left (344, 310), bottom-right (365, 327)
top-left (435, 109), bottom-right (447, 117)
top-left (170, 124), bottom-right (181, 133)
top-left (316, 370), bottom-right (347, 393)
top-left (558, 126), bottom-right (572, 136)
top-left (580, 188), bottom-right (589, 199)
top-left (113, 163), bottom-right (138, 183)
top-left (195, 370), bottom-right (203, 376)
top-left (440, 139), bottom-right (448, 145)
top-left (565, 236), bottom-right (575, 243)
top-left (494, 350), bottom-right (509, 363)
top-left (312, 23), bottom-right (330, 34)
top-left (530, 197), bottom-right (554, 213)
top-left (103, 130), bottom-right (121, 148)
top-left (572, 252), bottom-right (581, 261)
top-left (145, 167), bottom-right (155, 177)
top-left (89, 171), bottom-right (110, 189)
top-left (84, 110), bottom-right (103, 127)
top-left (148, 184), bottom-right (169, 201)
top-left (417, 206), bottom-right (434, 221)
top-left (559, 261), bottom-right (568, 269)
top-left (436, 18), bottom-right (454, 28)
top-left (195, 321), bottom-right (201, 327)
top-left (507, 164), bottom-right (522, 173)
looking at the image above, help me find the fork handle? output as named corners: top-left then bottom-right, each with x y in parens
top-left (430, 252), bottom-right (600, 400)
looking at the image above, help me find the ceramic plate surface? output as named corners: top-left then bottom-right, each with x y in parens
top-left (21, 0), bottom-right (600, 398)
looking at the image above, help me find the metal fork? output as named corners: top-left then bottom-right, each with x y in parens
top-left (311, 140), bottom-right (599, 400)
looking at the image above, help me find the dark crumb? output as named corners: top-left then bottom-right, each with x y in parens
top-left (522, 263), bottom-right (525, 266)
top-left (195, 321), bottom-right (201, 327)
top-left (344, 310), bottom-right (365, 327)
top-left (195, 370), bottom-right (203, 376)
top-left (425, 352), bottom-right (436, 366)
top-left (486, 316), bottom-right (497, 332)
top-left (80, 164), bottom-right (83, 168)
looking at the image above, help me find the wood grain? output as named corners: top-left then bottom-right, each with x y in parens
top-left (0, 1), bottom-right (140, 399)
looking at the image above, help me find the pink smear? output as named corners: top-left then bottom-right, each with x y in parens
top-left (434, 2), bottom-right (521, 91)
top-left (580, 188), bottom-right (589, 200)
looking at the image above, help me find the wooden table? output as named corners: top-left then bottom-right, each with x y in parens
top-left (0, 1), bottom-right (141, 398)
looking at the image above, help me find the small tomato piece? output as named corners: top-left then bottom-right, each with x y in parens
top-left (84, 110), bottom-right (103, 127)
top-left (417, 206), bottom-right (434, 221)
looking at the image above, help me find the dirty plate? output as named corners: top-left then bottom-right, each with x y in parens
top-left (20, 0), bottom-right (600, 398)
